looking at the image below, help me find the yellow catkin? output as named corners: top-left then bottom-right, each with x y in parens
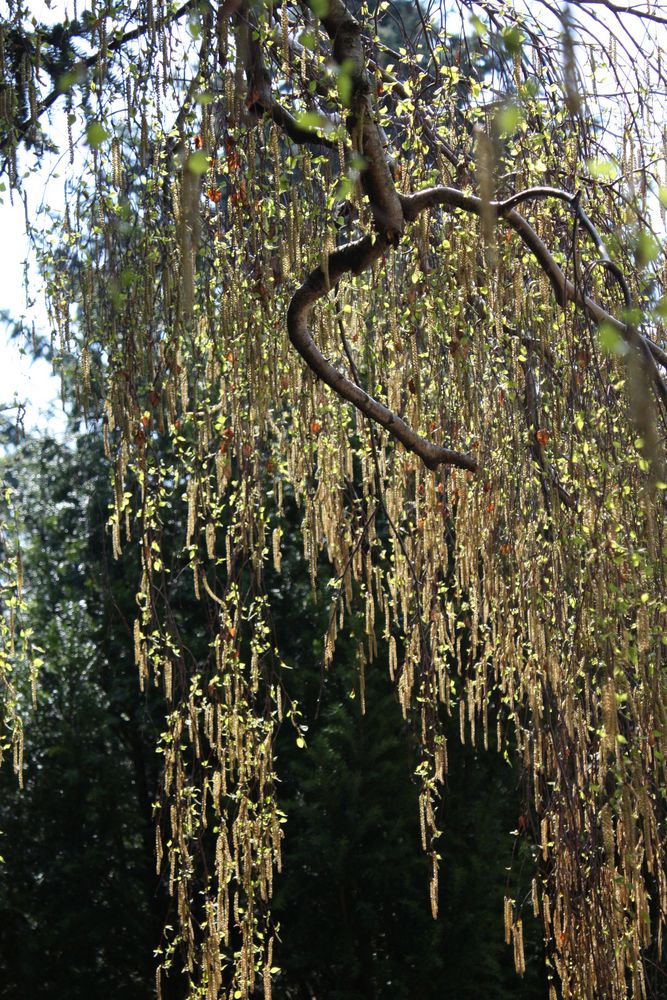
top-left (272, 527), bottom-right (282, 573)
top-left (16, 11), bottom-right (664, 998)
top-left (513, 918), bottom-right (525, 976)
top-left (430, 854), bottom-right (439, 919)
top-left (541, 817), bottom-right (549, 861)
top-left (504, 897), bottom-right (513, 945)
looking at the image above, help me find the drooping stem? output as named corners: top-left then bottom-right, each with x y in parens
top-left (286, 235), bottom-right (478, 471)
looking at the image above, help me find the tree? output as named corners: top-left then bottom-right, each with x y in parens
top-left (0, 430), bottom-right (169, 998)
top-left (0, 421), bottom-right (547, 1000)
top-left (1, 1), bottom-right (666, 998)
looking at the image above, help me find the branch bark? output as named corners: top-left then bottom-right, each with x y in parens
top-left (312, 0), bottom-right (404, 240)
top-left (286, 236), bottom-right (478, 471)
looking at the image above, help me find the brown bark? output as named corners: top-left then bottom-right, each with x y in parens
top-left (286, 235), bottom-right (478, 471)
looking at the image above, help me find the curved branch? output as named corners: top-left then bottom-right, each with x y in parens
top-left (287, 236), bottom-right (477, 472)
top-left (286, 0), bottom-right (477, 472)
top-left (237, 4), bottom-right (337, 149)
top-left (582, 260), bottom-right (667, 413)
top-left (311, 0), bottom-right (404, 240)
top-left (400, 186), bottom-right (667, 385)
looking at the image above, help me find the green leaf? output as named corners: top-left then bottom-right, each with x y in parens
top-left (621, 306), bottom-right (643, 327)
top-left (497, 103), bottom-right (520, 136)
top-left (333, 175), bottom-right (355, 201)
top-left (469, 14), bottom-right (488, 37)
top-left (57, 64), bottom-right (86, 92)
top-left (635, 230), bottom-right (660, 266)
top-left (299, 29), bottom-right (317, 50)
top-left (502, 26), bottom-right (524, 56)
top-left (586, 157), bottom-right (619, 181)
top-left (309, 0), bottom-right (329, 16)
top-left (654, 295), bottom-right (667, 320)
top-left (337, 60), bottom-right (356, 108)
top-left (186, 151), bottom-right (210, 174)
top-left (86, 121), bottom-right (109, 149)
top-left (295, 111), bottom-right (332, 134)
top-left (598, 321), bottom-right (627, 356)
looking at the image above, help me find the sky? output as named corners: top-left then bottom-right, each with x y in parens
top-left (0, 192), bottom-right (66, 437)
top-left (0, 0), bottom-right (68, 438)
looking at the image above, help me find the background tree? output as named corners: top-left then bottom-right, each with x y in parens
top-left (1, 1), bottom-right (666, 998)
top-left (0, 421), bottom-right (546, 999)
top-left (0, 430), bottom-right (166, 998)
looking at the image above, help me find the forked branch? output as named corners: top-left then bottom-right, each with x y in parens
top-left (401, 186), bottom-right (667, 398)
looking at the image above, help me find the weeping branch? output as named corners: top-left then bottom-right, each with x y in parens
top-left (0, 0), bottom-right (203, 156)
top-left (287, 236), bottom-right (478, 471)
top-left (401, 186), bottom-right (667, 398)
top-left (282, 1), bottom-right (666, 478)
top-left (523, 340), bottom-right (576, 511)
top-left (572, 0), bottom-right (667, 27)
top-left (236, 4), bottom-right (337, 149)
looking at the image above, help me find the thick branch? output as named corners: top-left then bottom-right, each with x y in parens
top-left (286, 0), bottom-right (477, 471)
top-left (236, 5), bottom-right (336, 148)
top-left (310, 0), bottom-right (404, 239)
top-left (287, 236), bottom-right (477, 472)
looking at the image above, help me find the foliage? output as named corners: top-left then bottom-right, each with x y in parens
top-left (273, 638), bottom-right (548, 1000)
top-left (0, 432), bottom-right (164, 998)
top-left (1, 1), bottom-right (667, 998)
top-left (0, 428), bottom-right (545, 999)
